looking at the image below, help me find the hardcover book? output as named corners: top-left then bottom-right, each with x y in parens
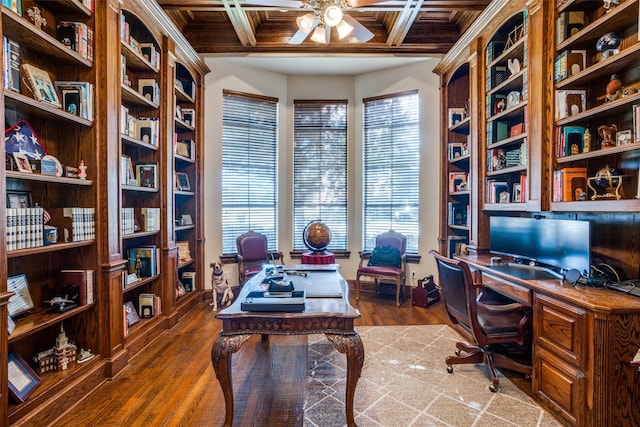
top-left (58, 270), bottom-right (95, 306)
top-left (21, 64), bottom-right (60, 107)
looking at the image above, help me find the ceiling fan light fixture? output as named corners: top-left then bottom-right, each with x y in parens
top-left (335, 19), bottom-right (353, 39)
top-left (310, 25), bottom-right (329, 44)
top-left (323, 5), bottom-right (343, 26)
top-left (296, 13), bottom-right (316, 33)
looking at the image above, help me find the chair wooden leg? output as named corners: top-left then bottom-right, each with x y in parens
top-left (355, 274), bottom-right (361, 300)
top-left (395, 279), bottom-right (401, 307)
top-left (483, 352), bottom-right (500, 392)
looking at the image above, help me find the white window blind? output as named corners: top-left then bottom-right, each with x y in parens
top-left (293, 100), bottom-right (348, 250)
top-left (221, 90), bottom-right (278, 253)
top-left (363, 90), bottom-right (420, 252)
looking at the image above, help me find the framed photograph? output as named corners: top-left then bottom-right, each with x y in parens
top-left (180, 214), bottom-right (193, 226)
top-left (13, 152), bottom-right (32, 173)
top-left (8, 352), bottom-right (41, 403)
top-left (448, 108), bottom-right (465, 127)
top-left (176, 172), bottom-right (191, 191)
top-left (136, 163), bottom-right (158, 188)
top-left (176, 140), bottom-right (193, 159)
top-left (176, 241), bottom-right (192, 262)
top-left (616, 129), bottom-right (632, 146)
top-left (7, 191), bottom-right (32, 209)
top-left (7, 274), bottom-right (35, 317)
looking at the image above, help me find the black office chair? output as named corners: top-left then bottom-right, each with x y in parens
top-left (430, 249), bottom-right (532, 392)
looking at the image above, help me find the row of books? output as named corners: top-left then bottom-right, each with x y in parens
top-left (120, 106), bottom-right (159, 145)
top-left (633, 105), bottom-right (640, 144)
top-left (120, 158), bottom-right (159, 188)
top-left (56, 21), bottom-right (94, 61)
top-left (5, 206), bottom-right (44, 251)
top-left (553, 167), bottom-right (588, 202)
top-left (487, 175), bottom-right (527, 204)
top-left (121, 207), bottom-right (160, 235)
top-left (55, 80), bottom-right (94, 120)
top-left (555, 125), bottom-right (588, 157)
top-left (58, 269), bottom-right (95, 306)
top-left (554, 50), bottom-right (586, 83)
top-left (488, 143), bottom-right (527, 172)
top-left (127, 246), bottom-right (159, 278)
top-left (2, 36), bottom-right (19, 93)
top-left (50, 207), bottom-right (96, 242)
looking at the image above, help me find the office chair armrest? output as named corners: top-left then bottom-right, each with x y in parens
top-left (476, 301), bottom-right (526, 315)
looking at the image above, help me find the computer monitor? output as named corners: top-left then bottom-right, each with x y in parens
top-left (490, 216), bottom-right (591, 274)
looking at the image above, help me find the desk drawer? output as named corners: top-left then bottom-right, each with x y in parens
top-left (533, 346), bottom-right (586, 427)
top-left (480, 272), bottom-right (532, 305)
top-left (534, 293), bottom-right (589, 368)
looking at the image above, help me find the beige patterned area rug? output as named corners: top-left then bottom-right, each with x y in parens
top-left (304, 325), bottom-right (561, 427)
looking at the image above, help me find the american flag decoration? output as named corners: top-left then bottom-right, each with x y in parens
top-left (43, 209), bottom-right (51, 225)
top-left (4, 120), bottom-right (47, 160)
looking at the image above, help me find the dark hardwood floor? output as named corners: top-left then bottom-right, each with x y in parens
top-left (51, 286), bottom-right (524, 426)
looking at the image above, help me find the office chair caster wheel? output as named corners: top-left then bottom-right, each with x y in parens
top-left (489, 383), bottom-right (498, 393)
top-left (455, 349), bottom-right (462, 356)
top-left (447, 365), bottom-right (453, 373)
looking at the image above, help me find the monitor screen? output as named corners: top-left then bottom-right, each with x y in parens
top-left (490, 216), bottom-right (591, 274)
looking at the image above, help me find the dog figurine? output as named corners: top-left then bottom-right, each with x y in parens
top-left (209, 261), bottom-right (234, 311)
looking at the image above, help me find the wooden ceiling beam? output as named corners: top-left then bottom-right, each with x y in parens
top-left (223, 0), bottom-right (258, 46)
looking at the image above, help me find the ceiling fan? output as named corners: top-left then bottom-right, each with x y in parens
top-left (249, 0), bottom-right (375, 44)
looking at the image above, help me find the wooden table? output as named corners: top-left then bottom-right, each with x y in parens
top-left (211, 267), bottom-right (363, 426)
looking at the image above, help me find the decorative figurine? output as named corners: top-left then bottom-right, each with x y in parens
top-left (27, 6), bottom-right (47, 30)
top-left (598, 124), bottom-right (618, 149)
top-left (135, 255), bottom-right (142, 277)
top-left (605, 74), bottom-right (622, 102)
top-left (603, 0), bottom-right (619, 12)
top-left (78, 160), bottom-right (87, 179)
top-left (583, 128), bottom-right (591, 153)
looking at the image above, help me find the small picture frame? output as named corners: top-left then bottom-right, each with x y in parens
top-left (176, 241), bottom-right (192, 262)
top-left (180, 214), bottom-right (193, 226)
top-left (8, 352), bottom-right (41, 403)
top-left (13, 152), bottom-right (32, 173)
top-left (176, 172), bottom-right (191, 191)
top-left (448, 108), bottom-right (465, 127)
top-left (7, 191), bottom-right (32, 209)
top-left (176, 140), bottom-right (193, 159)
top-left (616, 129), bottom-right (632, 146)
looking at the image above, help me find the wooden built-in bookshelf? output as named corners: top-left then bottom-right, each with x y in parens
top-left (0, 0), bottom-right (209, 424)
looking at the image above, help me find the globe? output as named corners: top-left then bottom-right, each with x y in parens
top-left (303, 221), bottom-right (332, 253)
top-left (595, 165), bottom-right (622, 189)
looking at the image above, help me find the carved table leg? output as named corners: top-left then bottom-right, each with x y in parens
top-left (326, 333), bottom-right (365, 427)
top-left (211, 334), bottom-right (251, 427)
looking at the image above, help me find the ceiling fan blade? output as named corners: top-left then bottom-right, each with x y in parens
top-left (245, 0), bottom-right (304, 7)
top-left (289, 19), bottom-right (320, 44)
top-left (342, 14), bottom-right (374, 42)
top-left (346, 0), bottom-right (392, 7)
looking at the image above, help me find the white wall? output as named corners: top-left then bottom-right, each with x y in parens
top-left (203, 58), bottom-right (441, 288)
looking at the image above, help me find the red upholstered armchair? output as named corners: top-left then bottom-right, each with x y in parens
top-left (236, 230), bottom-right (283, 285)
top-left (355, 230), bottom-right (407, 307)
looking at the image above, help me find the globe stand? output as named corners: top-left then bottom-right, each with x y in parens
top-left (588, 175), bottom-right (624, 200)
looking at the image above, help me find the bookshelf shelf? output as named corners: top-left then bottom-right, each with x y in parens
top-left (122, 230), bottom-right (160, 240)
top-left (8, 304), bottom-right (95, 342)
top-left (122, 275), bottom-right (160, 294)
top-left (121, 84), bottom-right (159, 108)
top-left (1, 9), bottom-right (92, 67)
top-left (121, 134), bottom-right (159, 151)
top-left (6, 171), bottom-right (93, 186)
top-left (121, 40), bottom-right (159, 73)
top-left (556, 0), bottom-right (638, 51)
top-left (4, 91), bottom-right (93, 125)
top-left (7, 240), bottom-right (95, 258)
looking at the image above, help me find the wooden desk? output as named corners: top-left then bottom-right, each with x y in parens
top-left (458, 254), bottom-right (640, 427)
top-left (212, 268), bottom-right (363, 426)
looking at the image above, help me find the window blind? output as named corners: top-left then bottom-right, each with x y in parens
top-left (293, 100), bottom-right (348, 250)
top-left (363, 90), bottom-right (420, 252)
top-left (221, 90), bottom-right (278, 253)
